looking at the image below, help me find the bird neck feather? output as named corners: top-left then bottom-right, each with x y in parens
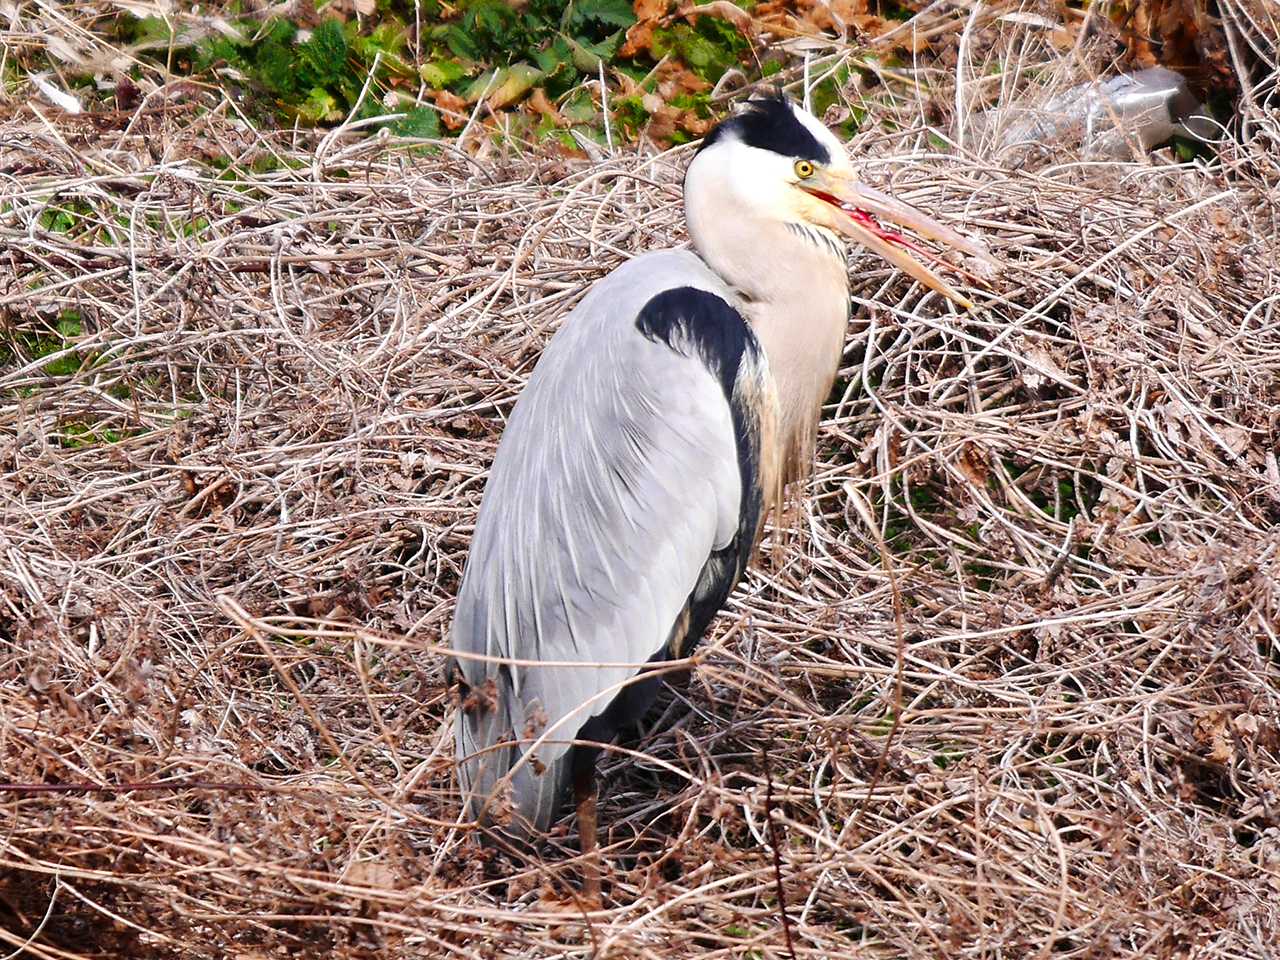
top-left (691, 216), bottom-right (850, 487)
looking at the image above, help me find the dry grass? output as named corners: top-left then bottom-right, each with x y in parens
top-left (3, 5), bottom-right (1280, 959)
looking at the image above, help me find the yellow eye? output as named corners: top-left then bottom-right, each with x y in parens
top-left (794, 160), bottom-right (815, 179)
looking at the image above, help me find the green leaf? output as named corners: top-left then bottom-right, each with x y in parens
top-left (563, 31), bottom-right (622, 73)
top-left (532, 35), bottom-right (571, 73)
top-left (612, 94), bottom-right (651, 136)
top-left (462, 0), bottom-right (520, 50)
top-left (298, 19), bottom-right (349, 88)
top-left (297, 87), bottom-right (340, 123)
top-left (571, 0), bottom-right (637, 30)
top-left (261, 18), bottom-right (297, 46)
top-left (43, 354), bottom-right (81, 377)
top-left (487, 62), bottom-right (542, 108)
top-left (256, 34), bottom-right (299, 95)
top-left (131, 15), bottom-right (176, 46)
top-left (445, 23), bottom-right (482, 61)
top-left (534, 111), bottom-right (561, 140)
top-left (353, 23), bottom-right (413, 76)
top-left (368, 21), bottom-right (409, 57)
top-left (463, 63), bottom-right (542, 107)
top-left (532, 36), bottom-right (579, 94)
top-left (392, 106), bottom-right (441, 139)
top-left (651, 22), bottom-right (743, 82)
top-left (561, 88), bottom-right (597, 123)
top-left (1173, 135), bottom-right (1198, 161)
top-left (420, 58), bottom-right (466, 88)
top-left (39, 208), bottom-right (75, 233)
top-left (463, 68), bottom-right (503, 103)
top-left (195, 36), bottom-right (248, 71)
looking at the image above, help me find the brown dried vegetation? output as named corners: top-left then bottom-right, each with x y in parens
top-left (2, 4), bottom-right (1280, 959)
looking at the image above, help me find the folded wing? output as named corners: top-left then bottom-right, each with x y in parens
top-left (452, 250), bottom-right (769, 834)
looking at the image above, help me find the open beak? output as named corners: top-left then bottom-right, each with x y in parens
top-left (803, 170), bottom-right (996, 310)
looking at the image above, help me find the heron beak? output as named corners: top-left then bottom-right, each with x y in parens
top-left (803, 171), bottom-right (994, 310)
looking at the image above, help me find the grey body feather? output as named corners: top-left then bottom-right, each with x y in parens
top-left (452, 250), bottom-right (763, 835)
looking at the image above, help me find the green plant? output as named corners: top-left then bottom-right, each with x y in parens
top-left (4, 310), bottom-right (86, 378)
top-left (106, 1), bottom-right (772, 144)
top-left (651, 18), bottom-right (745, 83)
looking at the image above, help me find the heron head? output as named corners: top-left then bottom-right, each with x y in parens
top-left (686, 94), bottom-right (991, 309)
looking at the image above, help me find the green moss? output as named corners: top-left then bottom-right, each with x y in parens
top-left (931, 744), bottom-right (967, 769)
top-left (868, 709), bottom-right (896, 737)
top-left (56, 422), bottom-right (142, 448)
top-left (56, 312), bottom-right (82, 338)
top-left (809, 63), bottom-right (853, 119)
top-left (5, 310), bottom-right (89, 378)
top-left (38, 199), bottom-right (94, 235)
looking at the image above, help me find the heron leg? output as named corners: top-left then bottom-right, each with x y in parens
top-left (572, 759), bottom-right (601, 906)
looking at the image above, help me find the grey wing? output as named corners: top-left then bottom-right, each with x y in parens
top-left (451, 251), bottom-right (765, 835)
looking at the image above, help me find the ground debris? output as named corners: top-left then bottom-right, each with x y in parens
top-left (1, 15), bottom-right (1279, 960)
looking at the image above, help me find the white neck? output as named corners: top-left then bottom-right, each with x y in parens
top-left (689, 210), bottom-right (850, 481)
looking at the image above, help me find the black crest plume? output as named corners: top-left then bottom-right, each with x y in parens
top-left (698, 92), bottom-right (831, 164)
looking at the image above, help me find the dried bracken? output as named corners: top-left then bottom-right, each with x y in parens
top-left (2, 6), bottom-right (1279, 960)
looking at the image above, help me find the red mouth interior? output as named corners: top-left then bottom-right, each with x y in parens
top-left (809, 188), bottom-right (924, 255)
top-left (809, 188), bottom-right (977, 278)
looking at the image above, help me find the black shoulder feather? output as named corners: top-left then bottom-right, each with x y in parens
top-left (634, 286), bottom-right (758, 400)
top-left (574, 286), bottom-right (767, 778)
top-left (632, 285), bottom-right (764, 655)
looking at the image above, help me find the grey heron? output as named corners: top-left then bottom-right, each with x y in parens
top-left (449, 94), bottom-right (989, 898)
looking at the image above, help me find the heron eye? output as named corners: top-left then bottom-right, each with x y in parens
top-left (794, 160), bottom-right (815, 179)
